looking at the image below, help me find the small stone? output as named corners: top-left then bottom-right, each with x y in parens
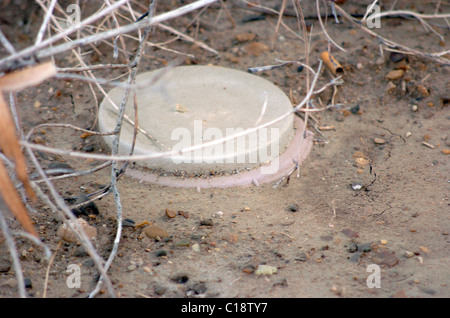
top-left (127, 264), bottom-right (136, 271)
top-left (341, 228), bottom-right (359, 238)
top-left (404, 251), bottom-right (415, 258)
top-left (144, 225), bottom-right (169, 239)
top-left (374, 138), bottom-right (386, 145)
top-left (386, 81), bottom-right (396, 93)
top-left (350, 104), bottom-right (360, 114)
top-left (165, 208), bottom-right (176, 218)
top-left (295, 252), bottom-right (308, 261)
top-left (287, 204), bottom-right (299, 212)
top-left (82, 144), bottom-right (94, 152)
top-left (24, 277), bottom-right (32, 289)
top-left (172, 273), bottom-right (189, 284)
top-left (243, 42), bottom-right (269, 57)
top-left (83, 258), bottom-right (95, 267)
top-left (351, 182), bottom-right (363, 191)
top-left (371, 251), bottom-right (399, 267)
top-left (200, 219), bottom-right (214, 226)
top-left (235, 32), bottom-right (256, 42)
top-left (223, 52), bottom-right (240, 64)
top-left (155, 250), bottom-right (167, 257)
top-left (411, 105), bottom-right (418, 112)
top-left (0, 256), bottom-right (11, 272)
top-left (154, 284), bottom-right (167, 296)
top-left (380, 239), bottom-right (388, 245)
top-left (255, 265), bottom-right (277, 276)
top-left (358, 243), bottom-right (372, 253)
top-left (385, 69), bottom-right (404, 80)
top-left (419, 246), bottom-right (430, 253)
top-left (243, 206), bottom-right (251, 211)
top-left (389, 52), bottom-right (405, 63)
top-left (242, 265), bottom-right (255, 274)
top-left (174, 238), bottom-right (190, 247)
top-left (406, 131), bottom-right (412, 138)
top-left (56, 218), bottom-right (97, 243)
top-left (122, 218), bottom-right (135, 227)
top-left (192, 243), bottom-right (201, 252)
top-left (416, 85), bottom-right (430, 97)
top-left (347, 243), bottom-right (358, 253)
top-left (73, 245), bottom-right (88, 257)
top-left (356, 62), bottom-right (363, 70)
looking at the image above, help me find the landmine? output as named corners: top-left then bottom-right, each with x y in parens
top-left (98, 65), bottom-right (312, 188)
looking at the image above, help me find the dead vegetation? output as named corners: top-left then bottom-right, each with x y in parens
top-left (0, 0), bottom-right (448, 298)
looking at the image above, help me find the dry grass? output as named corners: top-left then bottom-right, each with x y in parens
top-left (0, 0), bottom-right (448, 298)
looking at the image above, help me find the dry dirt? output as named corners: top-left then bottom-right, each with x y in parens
top-left (0, 0), bottom-right (449, 299)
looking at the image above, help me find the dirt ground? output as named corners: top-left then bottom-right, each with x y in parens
top-left (0, 0), bottom-right (449, 299)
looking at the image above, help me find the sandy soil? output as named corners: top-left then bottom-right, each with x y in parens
top-left (0, 0), bottom-right (449, 298)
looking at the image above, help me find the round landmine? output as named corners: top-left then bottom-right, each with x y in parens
top-left (98, 65), bottom-right (312, 188)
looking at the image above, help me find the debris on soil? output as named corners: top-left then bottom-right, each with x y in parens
top-left (56, 218), bottom-right (97, 243)
top-left (255, 265), bottom-right (278, 276)
top-left (144, 225), bottom-right (169, 240)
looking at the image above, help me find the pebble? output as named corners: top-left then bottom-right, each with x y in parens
top-left (242, 265), bottom-right (255, 274)
top-left (0, 256), bottom-right (11, 272)
top-left (371, 251), bottom-right (399, 267)
top-left (127, 264), bottom-right (137, 271)
top-left (374, 138), bottom-right (386, 145)
top-left (287, 203), bottom-right (299, 212)
top-left (358, 243), bottom-right (372, 253)
top-left (386, 81), bottom-right (396, 93)
top-left (389, 52), bottom-right (405, 63)
top-left (295, 252), bottom-right (308, 262)
top-left (154, 284), bottom-right (167, 296)
top-left (72, 245), bottom-right (88, 257)
top-left (385, 69), bottom-right (404, 80)
top-left (351, 182), bottom-right (363, 191)
top-left (411, 104), bottom-right (418, 112)
top-left (243, 42), bottom-right (269, 57)
top-left (350, 104), bottom-right (360, 114)
top-left (174, 238), bottom-right (190, 247)
top-left (416, 85), bottom-right (430, 97)
top-left (24, 277), bottom-right (32, 289)
top-left (122, 218), bottom-right (135, 227)
top-left (83, 258), bottom-right (95, 267)
top-left (255, 265), bottom-right (277, 276)
top-left (347, 243), bottom-right (358, 253)
top-left (404, 251), bottom-right (415, 258)
top-left (155, 250), bottom-right (167, 257)
top-left (235, 32), bottom-right (256, 42)
top-left (380, 239), bottom-right (388, 245)
top-left (192, 243), bottom-right (201, 252)
top-left (165, 208), bottom-right (176, 218)
top-left (172, 273), bottom-right (189, 284)
top-left (341, 228), bottom-right (359, 238)
top-left (200, 219), bottom-right (214, 226)
top-left (56, 218), bottom-right (97, 243)
top-left (144, 225), bottom-right (169, 240)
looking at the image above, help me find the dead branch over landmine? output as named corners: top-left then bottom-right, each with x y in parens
top-left (0, 0), bottom-right (448, 298)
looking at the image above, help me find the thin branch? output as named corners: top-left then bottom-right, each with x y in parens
top-left (0, 213), bottom-right (26, 297)
top-left (0, 0), bottom-right (219, 72)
